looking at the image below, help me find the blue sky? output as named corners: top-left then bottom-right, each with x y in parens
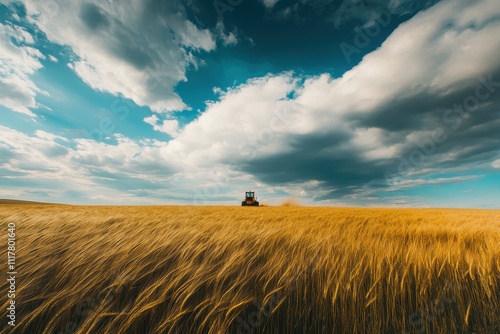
top-left (0, 0), bottom-right (499, 207)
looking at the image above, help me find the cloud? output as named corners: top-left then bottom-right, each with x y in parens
top-left (169, 74), bottom-right (299, 168)
top-left (144, 115), bottom-right (179, 137)
top-left (0, 124), bottom-right (184, 203)
top-left (19, 0), bottom-right (216, 113)
top-left (493, 160), bottom-right (500, 169)
top-left (0, 123), bottom-right (257, 204)
top-left (331, 0), bottom-right (439, 27)
top-left (164, 0), bottom-right (500, 201)
top-left (0, 21), bottom-right (45, 116)
top-left (386, 175), bottom-right (482, 191)
top-left (2, 0), bottom-right (499, 206)
top-left (215, 20), bottom-right (238, 46)
top-left (262, 0), bottom-right (280, 9)
top-left (273, 0), bottom-right (438, 26)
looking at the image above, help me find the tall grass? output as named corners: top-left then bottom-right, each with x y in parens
top-left (1, 206), bottom-right (499, 333)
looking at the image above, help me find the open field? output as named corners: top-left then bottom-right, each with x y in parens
top-left (1, 205), bottom-right (499, 334)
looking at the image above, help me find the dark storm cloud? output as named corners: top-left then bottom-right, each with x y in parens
top-left (356, 89), bottom-right (464, 132)
top-left (238, 65), bottom-right (500, 201)
top-left (243, 150), bottom-right (393, 198)
top-left (353, 68), bottom-right (500, 134)
top-left (80, 3), bottom-right (159, 70)
top-left (106, 0), bottom-right (203, 71)
top-left (113, 34), bottom-right (155, 70)
top-left (80, 2), bottom-right (110, 31)
top-left (239, 131), bottom-right (393, 198)
top-left (382, 70), bottom-right (500, 166)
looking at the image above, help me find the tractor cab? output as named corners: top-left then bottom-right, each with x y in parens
top-left (242, 191), bottom-right (259, 206)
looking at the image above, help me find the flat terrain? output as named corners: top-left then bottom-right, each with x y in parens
top-left (1, 205), bottom-right (499, 333)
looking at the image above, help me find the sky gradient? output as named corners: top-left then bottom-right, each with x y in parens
top-left (1, 0), bottom-right (499, 207)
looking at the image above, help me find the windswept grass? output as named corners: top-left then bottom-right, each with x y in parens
top-left (1, 206), bottom-right (499, 333)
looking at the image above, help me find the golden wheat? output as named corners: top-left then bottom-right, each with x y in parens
top-left (1, 205), bottom-right (499, 333)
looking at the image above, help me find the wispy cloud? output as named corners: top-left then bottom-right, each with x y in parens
top-left (261, 0), bottom-right (280, 9)
top-left (0, 21), bottom-right (45, 117)
top-left (387, 176), bottom-right (483, 191)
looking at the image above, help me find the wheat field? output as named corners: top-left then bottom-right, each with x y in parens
top-left (1, 205), bottom-right (499, 334)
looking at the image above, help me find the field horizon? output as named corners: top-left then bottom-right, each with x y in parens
top-left (1, 205), bottom-right (499, 334)
top-left (3, 199), bottom-right (499, 210)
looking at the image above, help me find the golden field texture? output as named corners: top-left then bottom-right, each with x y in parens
top-left (1, 205), bottom-right (499, 334)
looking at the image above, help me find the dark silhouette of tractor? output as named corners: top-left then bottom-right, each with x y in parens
top-left (241, 191), bottom-right (259, 206)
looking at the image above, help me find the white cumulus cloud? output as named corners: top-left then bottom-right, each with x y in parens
top-left (20, 0), bottom-right (216, 113)
top-left (0, 22), bottom-right (45, 117)
top-left (144, 115), bottom-right (179, 138)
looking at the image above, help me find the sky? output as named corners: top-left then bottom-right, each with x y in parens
top-left (0, 0), bottom-right (499, 207)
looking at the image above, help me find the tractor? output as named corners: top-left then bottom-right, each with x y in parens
top-left (242, 191), bottom-right (259, 206)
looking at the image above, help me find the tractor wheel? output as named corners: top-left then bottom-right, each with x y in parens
top-left (241, 201), bottom-right (247, 206)
top-left (252, 201), bottom-right (260, 207)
